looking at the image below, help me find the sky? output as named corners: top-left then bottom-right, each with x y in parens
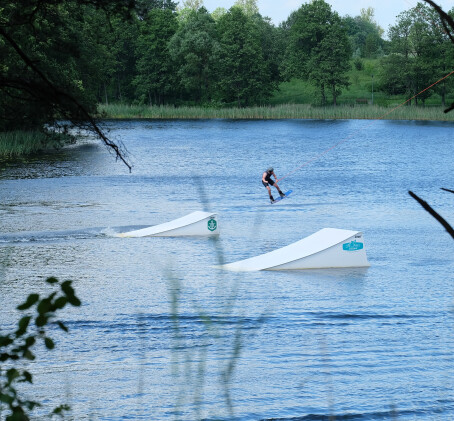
top-left (178, 0), bottom-right (454, 32)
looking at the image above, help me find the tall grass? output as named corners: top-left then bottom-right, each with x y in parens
top-left (0, 131), bottom-right (71, 158)
top-left (100, 103), bottom-right (454, 121)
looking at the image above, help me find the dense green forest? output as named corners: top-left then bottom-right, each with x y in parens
top-left (1, 0), bottom-right (454, 150)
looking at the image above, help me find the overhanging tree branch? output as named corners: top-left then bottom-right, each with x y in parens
top-left (408, 191), bottom-right (454, 239)
top-left (0, 27), bottom-right (131, 170)
top-left (1, 2), bottom-right (134, 170)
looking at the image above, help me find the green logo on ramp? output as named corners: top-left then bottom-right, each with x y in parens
top-left (207, 218), bottom-right (217, 232)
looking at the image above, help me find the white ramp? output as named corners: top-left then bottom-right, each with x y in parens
top-left (117, 211), bottom-right (219, 237)
top-left (222, 228), bottom-right (370, 271)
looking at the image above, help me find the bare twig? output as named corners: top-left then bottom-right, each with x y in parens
top-left (409, 191), bottom-right (454, 239)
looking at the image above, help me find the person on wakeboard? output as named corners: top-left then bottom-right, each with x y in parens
top-left (262, 167), bottom-right (285, 203)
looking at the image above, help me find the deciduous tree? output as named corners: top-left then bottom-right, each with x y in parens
top-left (169, 8), bottom-right (219, 104)
top-left (234, 0), bottom-right (259, 17)
top-left (384, 4), bottom-right (454, 105)
top-left (283, 0), bottom-right (351, 105)
top-left (134, 9), bottom-right (178, 105)
top-left (215, 7), bottom-right (272, 106)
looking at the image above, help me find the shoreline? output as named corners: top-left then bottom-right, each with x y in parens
top-left (2, 106), bottom-right (453, 158)
top-left (98, 103), bottom-right (454, 122)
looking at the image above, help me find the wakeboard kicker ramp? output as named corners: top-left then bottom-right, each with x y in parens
top-left (116, 211), bottom-right (219, 237)
top-left (221, 228), bottom-right (370, 271)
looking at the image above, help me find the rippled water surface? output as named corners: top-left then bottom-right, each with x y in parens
top-left (1, 119), bottom-right (454, 420)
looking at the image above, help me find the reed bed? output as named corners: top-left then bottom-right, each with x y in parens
top-left (0, 131), bottom-right (70, 158)
top-left (99, 103), bottom-right (454, 121)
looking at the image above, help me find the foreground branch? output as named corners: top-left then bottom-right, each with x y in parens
top-left (0, 26), bottom-right (132, 171)
top-left (441, 187), bottom-right (454, 194)
top-left (408, 191), bottom-right (454, 239)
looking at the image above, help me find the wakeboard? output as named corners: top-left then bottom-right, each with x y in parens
top-left (271, 190), bottom-right (293, 204)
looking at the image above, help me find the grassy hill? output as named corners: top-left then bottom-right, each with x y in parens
top-left (270, 58), bottom-right (451, 107)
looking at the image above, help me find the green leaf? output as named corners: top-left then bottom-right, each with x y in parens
top-left (6, 368), bottom-right (20, 383)
top-left (52, 404), bottom-right (70, 414)
top-left (0, 352), bottom-right (13, 361)
top-left (54, 296), bottom-right (68, 309)
top-left (17, 294), bottom-right (39, 311)
top-left (0, 335), bottom-right (13, 347)
top-left (35, 314), bottom-right (48, 327)
top-left (0, 393), bottom-right (14, 404)
top-left (25, 336), bottom-right (36, 347)
top-left (60, 280), bottom-right (72, 292)
top-left (61, 280), bottom-right (81, 306)
top-left (67, 295), bottom-right (81, 307)
top-left (46, 277), bottom-right (59, 284)
top-left (9, 406), bottom-right (28, 420)
top-left (61, 280), bottom-right (74, 296)
top-left (16, 316), bottom-right (31, 337)
top-left (22, 370), bottom-right (33, 383)
top-left (37, 298), bottom-right (51, 315)
top-left (24, 350), bottom-right (35, 361)
top-left (44, 337), bottom-right (55, 350)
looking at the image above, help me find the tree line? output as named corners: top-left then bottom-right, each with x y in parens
top-left (1, 0), bottom-right (454, 134)
top-left (382, 3), bottom-right (454, 106)
top-left (86, 0), bottom-right (379, 108)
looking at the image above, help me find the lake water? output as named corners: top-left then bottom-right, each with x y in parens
top-left (0, 119), bottom-right (453, 420)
